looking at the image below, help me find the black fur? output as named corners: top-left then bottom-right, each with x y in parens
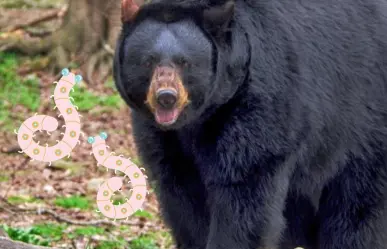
top-left (113, 0), bottom-right (387, 248)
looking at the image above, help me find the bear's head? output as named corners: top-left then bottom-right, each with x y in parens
top-left (114, 0), bottom-right (250, 130)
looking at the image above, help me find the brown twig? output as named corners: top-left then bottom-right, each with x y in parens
top-left (6, 7), bottom-right (66, 33)
top-left (24, 29), bottom-right (54, 38)
top-left (0, 203), bottom-right (16, 214)
top-left (34, 208), bottom-right (154, 227)
top-left (0, 197), bottom-right (155, 228)
top-left (1, 145), bottom-right (21, 154)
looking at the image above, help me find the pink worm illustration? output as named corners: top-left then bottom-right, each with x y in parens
top-left (14, 68), bottom-right (84, 166)
top-left (88, 132), bottom-right (149, 220)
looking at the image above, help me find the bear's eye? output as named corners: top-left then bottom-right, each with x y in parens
top-left (142, 56), bottom-right (155, 68)
top-left (178, 58), bottom-right (190, 68)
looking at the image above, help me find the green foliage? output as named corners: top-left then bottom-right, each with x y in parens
top-left (71, 226), bottom-right (105, 237)
top-left (70, 85), bottom-right (123, 111)
top-left (54, 195), bottom-right (91, 210)
top-left (129, 235), bottom-right (160, 249)
top-left (1, 223), bottom-right (66, 247)
top-left (0, 51), bottom-right (123, 132)
top-left (7, 195), bottom-right (41, 205)
top-left (1, 225), bottom-right (50, 246)
top-left (0, 52), bottom-right (40, 131)
top-left (28, 223), bottom-right (66, 241)
top-left (119, 225), bottom-right (131, 233)
top-left (0, 174), bottom-right (9, 182)
top-left (112, 197), bottom-right (127, 205)
top-left (133, 209), bottom-right (154, 219)
top-left (95, 238), bottom-right (128, 249)
top-left (0, 52), bottom-right (40, 110)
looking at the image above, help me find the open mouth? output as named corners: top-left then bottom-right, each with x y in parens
top-left (145, 65), bottom-right (189, 126)
top-left (155, 107), bottom-right (181, 125)
top-left (154, 88), bottom-right (181, 126)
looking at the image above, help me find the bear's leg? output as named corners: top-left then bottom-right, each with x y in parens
top-left (317, 151), bottom-right (387, 249)
top-left (204, 166), bottom-right (291, 249)
top-left (155, 175), bottom-right (210, 249)
top-left (280, 191), bottom-right (318, 249)
top-left (131, 115), bottom-right (210, 249)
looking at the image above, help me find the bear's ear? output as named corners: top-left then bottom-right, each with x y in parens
top-left (121, 0), bottom-right (143, 23)
top-left (203, 0), bottom-right (234, 36)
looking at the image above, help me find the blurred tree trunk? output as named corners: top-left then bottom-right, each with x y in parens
top-left (51, 0), bottom-right (122, 83)
top-left (0, 0), bottom-right (123, 84)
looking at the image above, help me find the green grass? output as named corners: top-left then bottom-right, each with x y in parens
top-left (90, 234), bottom-right (161, 249)
top-left (7, 195), bottom-right (42, 205)
top-left (0, 174), bottom-right (9, 182)
top-left (0, 52), bottom-right (40, 131)
top-left (54, 195), bottom-right (91, 210)
top-left (95, 238), bottom-right (128, 249)
top-left (29, 223), bottom-right (66, 241)
top-left (112, 196), bottom-right (127, 205)
top-left (1, 223), bottom-right (169, 249)
top-left (133, 209), bottom-right (154, 219)
top-left (0, 53), bottom-right (40, 109)
top-left (1, 225), bottom-right (50, 246)
top-left (108, 198), bottom-right (154, 219)
top-left (70, 85), bottom-right (124, 111)
top-left (129, 234), bottom-right (160, 249)
top-left (1, 223), bottom-right (66, 247)
top-left (0, 51), bottom-right (124, 132)
top-left (70, 226), bottom-right (105, 238)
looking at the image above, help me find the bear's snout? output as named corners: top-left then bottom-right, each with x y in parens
top-left (145, 64), bottom-right (190, 126)
top-left (156, 89), bottom-right (178, 109)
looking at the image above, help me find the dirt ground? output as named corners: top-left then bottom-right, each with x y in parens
top-left (0, 67), bottom-right (175, 248)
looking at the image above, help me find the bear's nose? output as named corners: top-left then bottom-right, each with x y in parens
top-left (156, 89), bottom-right (177, 109)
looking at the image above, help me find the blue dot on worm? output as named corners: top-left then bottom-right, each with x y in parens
top-left (61, 68), bottom-right (70, 76)
top-left (99, 132), bottom-right (108, 140)
top-left (87, 136), bottom-right (95, 144)
top-left (75, 75), bottom-right (83, 83)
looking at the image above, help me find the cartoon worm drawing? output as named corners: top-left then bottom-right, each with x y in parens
top-left (14, 68), bottom-right (84, 166)
top-left (88, 132), bottom-right (149, 220)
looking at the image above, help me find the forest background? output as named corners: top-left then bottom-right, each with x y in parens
top-left (0, 0), bottom-right (173, 248)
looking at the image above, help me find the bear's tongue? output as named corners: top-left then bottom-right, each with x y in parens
top-left (155, 108), bottom-right (179, 125)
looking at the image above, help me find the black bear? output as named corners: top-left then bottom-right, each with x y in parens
top-left (113, 0), bottom-right (387, 248)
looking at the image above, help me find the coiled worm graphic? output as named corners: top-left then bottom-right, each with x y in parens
top-left (14, 68), bottom-right (84, 166)
top-left (88, 132), bottom-right (149, 220)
